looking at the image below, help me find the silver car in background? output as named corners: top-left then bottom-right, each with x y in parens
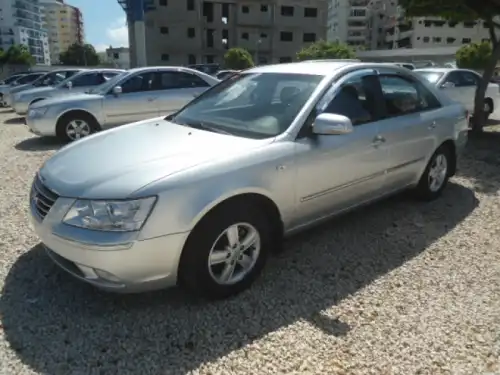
top-left (4, 69), bottom-right (81, 107)
top-left (26, 66), bottom-right (220, 141)
top-left (415, 68), bottom-right (499, 120)
top-left (1, 72), bottom-right (46, 105)
top-left (13, 69), bottom-right (125, 115)
top-left (29, 62), bottom-right (468, 300)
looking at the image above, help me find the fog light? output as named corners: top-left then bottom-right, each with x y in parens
top-left (94, 269), bottom-right (121, 283)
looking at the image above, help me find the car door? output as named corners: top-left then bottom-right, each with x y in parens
top-left (102, 71), bottom-right (158, 128)
top-left (293, 69), bottom-right (389, 226)
top-left (376, 73), bottom-right (443, 190)
top-left (440, 70), bottom-right (475, 110)
top-left (153, 71), bottom-right (212, 116)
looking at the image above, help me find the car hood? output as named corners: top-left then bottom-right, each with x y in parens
top-left (39, 117), bottom-right (271, 199)
top-left (19, 86), bottom-right (54, 97)
top-left (9, 83), bottom-right (34, 94)
top-left (31, 93), bottom-right (102, 108)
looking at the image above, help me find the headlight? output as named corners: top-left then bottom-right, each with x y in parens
top-left (28, 107), bottom-right (48, 117)
top-left (63, 197), bottom-right (157, 232)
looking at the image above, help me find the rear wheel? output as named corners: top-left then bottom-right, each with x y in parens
top-left (178, 203), bottom-right (272, 300)
top-left (56, 112), bottom-right (100, 142)
top-left (414, 145), bottom-right (451, 201)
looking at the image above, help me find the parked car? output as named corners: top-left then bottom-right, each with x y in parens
top-left (215, 70), bottom-right (240, 80)
top-left (26, 66), bottom-right (220, 141)
top-left (392, 62), bottom-right (416, 70)
top-left (0, 73), bottom-right (28, 105)
top-left (414, 68), bottom-right (499, 120)
top-left (3, 69), bottom-right (81, 107)
top-left (12, 69), bottom-right (125, 115)
top-left (188, 63), bottom-right (220, 76)
top-left (29, 61), bottom-right (469, 299)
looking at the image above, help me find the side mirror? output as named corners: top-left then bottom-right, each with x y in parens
top-left (441, 81), bottom-right (455, 89)
top-left (112, 86), bottom-right (122, 96)
top-left (66, 81), bottom-right (73, 89)
top-left (312, 113), bottom-right (354, 135)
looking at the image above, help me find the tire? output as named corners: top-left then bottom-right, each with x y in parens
top-left (178, 202), bottom-right (272, 300)
top-left (56, 111), bottom-right (100, 142)
top-left (414, 145), bottom-right (452, 201)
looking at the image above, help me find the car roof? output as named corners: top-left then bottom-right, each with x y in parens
top-left (246, 61), bottom-right (358, 75)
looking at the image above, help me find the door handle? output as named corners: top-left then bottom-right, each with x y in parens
top-left (428, 121), bottom-right (437, 129)
top-left (372, 135), bottom-right (386, 147)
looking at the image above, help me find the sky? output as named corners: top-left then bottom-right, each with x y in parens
top-left (69, 0), bottom-right (129, 52)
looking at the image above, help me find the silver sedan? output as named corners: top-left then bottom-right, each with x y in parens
top-left (12, 69), bottom-right (125, 115)
top-left (25, 66), bottom-right (220, 141)
top-left (29, 61), bottom-right (469, 300)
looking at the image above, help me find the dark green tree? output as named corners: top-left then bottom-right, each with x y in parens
top-left (456, 41), bottom-right (492, 70)
top-left (59, 43), bottom-right (100, 66)
top-left (399, 0), bottom-right (500, 132)
top-left (223, 48), bottom-right (254, 70)
top-left (2, 45), bottom-right (34, 66)
top-left (297, 40), bottom-right (356, 61)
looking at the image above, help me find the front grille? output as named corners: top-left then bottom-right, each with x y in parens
top-left (31, 174), bottom-right (59, 220)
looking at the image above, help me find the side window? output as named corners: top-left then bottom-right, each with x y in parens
top-left (461, 71), bottom-right (479, 86)
top-left (379, 75), bottom-right (440, 117)
top-left (103, 72), bottom-right (120, 79)
top-left (319, 74), bottom-right (378, 126)
top-left (64, 71), bottom-right (79, 79)
top-left (154, 71), bottom-right (210, 90)
top-left (70, 73), bottom-right (103, 87)
top-left (120, 72), bottom-right (154, 94)
top-left (444, 71), bottom-right (462, 86)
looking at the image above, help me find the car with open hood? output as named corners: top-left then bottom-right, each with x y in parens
top-left (26, 66), bottom-right (220, 141)
top-left (29, 61), bottom-right (469, 299)
top-left (12, 68), bottom-right (125, 115)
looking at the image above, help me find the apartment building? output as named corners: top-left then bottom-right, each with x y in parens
top-left (387, 12), bottom-right (493, 49)
top-left (126, 0), bottom-right (327, 67)
top-left (40, 0), bottom-right (84, 64)
top-left (327, 0), bottom-right (398, 50)
top-left (0, 0), bottom-right (50, 64)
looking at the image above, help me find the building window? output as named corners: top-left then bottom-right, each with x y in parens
top-left (241, 32), bottom-right (249, 40)
top-left (304, 8), bottom-right (318, 17)
top-left (261, 4), bottom-right (268, 12)
top-left (462, 38), bottom-right (471, 43)
top-left (423, 37), bottom-right (429, 43)
top-left (281, 6), bottom-right (294, 16)
top-left (242, 5), bottom-right (249, 13)
top-left (187, 0), bottom-right (194, 10)
top-left (303, 32), bottom-right (316, 42)
top-left (160, 27), bottom-right (169, 34)
top-left (159, 0), bottom-right (167, 6)
top-left (463, 21), bottom-right (475, 28)
top-left (280, 31), bottom-right (293, 41)
top-left (432, 37), bottom-right (441, 43)
top-left (161, 53), bottom-right (169, 61)
top-left (260, 32), bottom-right (268, 38)
top-left (187, 28), bottom-right (195, 38)
top-left (279, 56), bottom-right (292, 63)
top-left (188, 54), bottom-right (196, 64)
top-left (206, 55), bottom-right (215, 63)
top-left (446, 37), bottom-right (456, 43)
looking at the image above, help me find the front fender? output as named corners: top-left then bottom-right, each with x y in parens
top-left (55, 99), bottom-right (104, 125)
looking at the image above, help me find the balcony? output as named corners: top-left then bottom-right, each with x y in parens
top-left (348, 7), bottom-right (368, 20)
top-left (385, 29), bottom-right (413, 43)
top-left (348, 21), bottom-right (367, 30)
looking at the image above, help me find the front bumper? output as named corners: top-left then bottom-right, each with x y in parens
top-left (29, 187), bottom-right (189, 293)
top-left (25, 112), bottom-right (57, 137)
top-left (13, 100), bottom-right (29, 115)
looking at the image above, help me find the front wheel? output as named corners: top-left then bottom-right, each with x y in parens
top-left (414, 145), bottom-right (451, 201)
top-left (56, 112), bottom-right (100, 142)
top-left (178, 203), bottom-right (272, 300)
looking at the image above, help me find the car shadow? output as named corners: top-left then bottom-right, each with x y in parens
top-left (15, 137), bottom-right (64, 152)
top-left (0, 182), bottom-right (478, 374)
top-left (0, 108), bottom-right (14, 113)
top-left (4, 116), bottom-right (24, 124)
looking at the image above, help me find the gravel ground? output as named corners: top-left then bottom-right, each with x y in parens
top-left (0, 109), bottom-right (500, 375)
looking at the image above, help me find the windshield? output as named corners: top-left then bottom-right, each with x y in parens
top-left (170, 72), bottom-right (324, 139)
top-left (17, 73), bottom-right (43, 84)
top-left (88, 71), bottom-right (128, 94)
top-left (415, 71), bottom-right (444, 84)
top-left (32, 71), bottom-right (70, 87)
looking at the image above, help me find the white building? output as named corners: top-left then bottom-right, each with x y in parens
top-left (0, 0), bottom-right (50, 65)
top-left (102, 47), bottom-right (130, 69)
top-left (327, 0), bottom-right (398, 50)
